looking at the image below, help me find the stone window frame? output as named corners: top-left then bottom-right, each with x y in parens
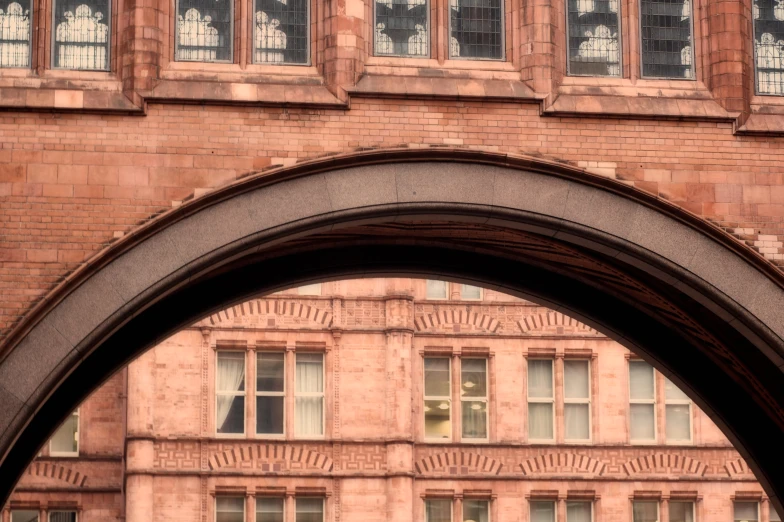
top-left (732, 492), bottom-right (764, 522)
top-left (523, 348), bottom-right (597, 445)
top-left (4, 503), bottom-right (82, 522)
top-left (210, 487), bottom-right (332, 522)
top-left (420, 490), bottom-right (495, 522)
top-left (418, 346), bottom-right (495, 444)
top-left (211, 340), bottom-right (330, 440)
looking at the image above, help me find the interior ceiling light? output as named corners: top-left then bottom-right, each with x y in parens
top-left (438, 402), bottom-right (449, 410)
top-left (463, 381), bottom-right (475, 388)
top-left (471, 403), bottom-right (482, 410)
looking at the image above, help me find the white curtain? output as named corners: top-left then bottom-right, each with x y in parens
top-left (531, 501), bottom-right (555, 522)
top-left (664, 377), bottom-right (689, 401)
top-left (666, 404), bottom-right (691, 440)
top-left (528, 360), bottom-right (553, 398)
top-left (296, 354), bottom-right (323, 436)
top-left (670, 502), bottom-right (694, 522)
top-left (426, 280), bottom-right (447, 299)
top-left (461, 401), bottom-right (487, 438)
top-left (564, 360), bottom-right (589, 399)
top-left (216, 353), bottom-right (245, 431)
top-left (629, 361), bottom-right (654, 400)
top-left (633, 501), bottom-right (658, 522)
top-left (565, 404), bottom-right (590, 439)
top-left (630, 404), bottom-right (655, 440)
top-left (566, 502), bottom-right (591, 522)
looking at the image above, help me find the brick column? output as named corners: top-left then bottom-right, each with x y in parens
top-left (519, 0), bottom-right (564, 97)
top-left (319, 0), bottom-right (366, 100)
top-left (126, 349), bottom-right (156, 522)
top-left (703, 0), bottom-right (754, 122)
top-left (119, 0), bottom-right (165, 106)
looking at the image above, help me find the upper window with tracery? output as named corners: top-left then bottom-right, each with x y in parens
top-left (176, 0), bottom-right (233, 62)
top-left (253, 0), bottom-right (308, 64)
top-left (449, 0), bottom-right (503, 60)
top-left (566, 0), bottom-right (621, 76)
top-left (374, 0), bottom-right (428, 57)
top-left (0, 0), bottom-right (31, 68)
top-left (753, 0), bottom-right (784, 94)
top-left (639, 0), bottom-right (693, 79)
top-left (52, 0), bottom-right (110, 70)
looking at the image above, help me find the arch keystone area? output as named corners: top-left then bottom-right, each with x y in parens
top-left (0, 148), bottom-right (782, 511)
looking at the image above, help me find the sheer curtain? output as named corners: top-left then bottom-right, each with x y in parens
top-left (564, 360), bottom-right (590, 440)
top-left (566, 502), bottom-right (591, 522)
top-left (528, 360), bottom-right (554, 439)
top-left (530, 501), bottom-right (555, 522)
top-left (49, 513), bottom-right (77, 522)
top-left (216, 353), bottom-right (245, 432)
top-left (632, 501), bottom-right (658, 522)
top-left (296, 353), bottom-right (324, 436)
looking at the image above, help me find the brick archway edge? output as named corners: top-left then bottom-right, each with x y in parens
top-left (0, 148), bottom-right (783, 509)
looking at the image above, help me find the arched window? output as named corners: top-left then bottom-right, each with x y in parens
top-left (253, 0), bottom-right (309, 64)
top-left (753, 0), bottom-right (784, 94)
top-left (52, 0), bottom-right (110, 70)
top-left (176, 0), bottom-right (233, 62)
top-left (0, 0), bottom-right (31, 68)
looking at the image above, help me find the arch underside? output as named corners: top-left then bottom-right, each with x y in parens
top-left (0, 154), bottom-right (782, 512)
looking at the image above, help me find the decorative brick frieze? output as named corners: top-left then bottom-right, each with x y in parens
top-left (25, 462), bottom-right (88, 487)
top-left (207, 443), bottom-right (335, 472)
top-left (621, 453), bottom-right (708, 477)
top-left (203, 299), bottom-right (334, 329)
top-left (518, 453), bottom-right (606, 477)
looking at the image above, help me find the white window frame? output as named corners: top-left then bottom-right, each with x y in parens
top-left (460, 284), bottom-right (483, 300)
top-left (734, 501), bottom-right (760, 522)
top-left (530, 500), bottom-right (557, 522)
top-left (256, 351), bottom-right (286, 439)
top-left (49, 511), bottom-right (78, 522)
top-left (256, 496), bottom-right (285, 522)
top-left (629, 360), bottom-right (657, 444)
top-left (527, 358), bottom-right (555, 443)
top-left (296, 497), bottom-right (325, 522)
top-left (424, 356), bottom-right (452, 442)
top-left (298, 283), bottom-right (322, 296)
top-left (216, 351), bottom-right (247, 438)
top-left (215, 495), bottom-right (246, 522)
top-left (294, 352), bottom-right (325, 439)
top-left (565, 500), bottom-right (593, 522)
top-left (563, 359), bottom-right (592, 443)
top-left (49, 408), bottom-right (80, 457)
top-left (424, 499), bottom-right (453, 522)
top-left (631, 500), bottom-right (659, 522)
top-left (425, 280), bottom-right (448, 300)
top-left (664, 377), bottom-right (693, 444)
top-left (460, 358), bottom-right (489, 442)
top-left (668, 500), bottom-right (695, 522)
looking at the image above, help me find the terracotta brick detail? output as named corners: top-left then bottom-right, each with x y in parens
top-left (415, 452), bottom-right (504, 475)
top-left (26, 462), bottom-right (88, 487)
top-left (622, 453), bottom-right (708, 477)
top-left (208, 444), bottom-right (334, 472)
top-left (519, 453), bottom-right (606, 476)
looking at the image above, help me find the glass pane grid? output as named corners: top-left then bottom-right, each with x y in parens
top-left (374, 0), bottom-right (428, 57)
top-left (567, 0), bottom-right (621, 76)
top-left (254, 0), bottom-right (308, 63)
top-left (176, 0), bottom-right (232, 62)
top-left (753, 0), bottom-right (784, 94)
top-left (0, 0), bottom-right (31, 68)
top-left (640, 0), bottom-right (693, 78)
top-left (449, 0), bottom-right (502, 59)
top-left (52, 0), bottom-right (110, 70)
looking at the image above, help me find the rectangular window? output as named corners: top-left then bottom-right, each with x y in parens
top-left (566, 0), bottom-right (621, 76)
top-left (257, 352), bottom-right (285, 436)
top-left (632, 501), bottom-right (659, 522)
top-left (461, 284), bottom-right (482, 300)
top-left (50, 409), bottom-right (79, 456)
top-left (426, 280), bottom-right (448, 299)
top-left (461, 358), bottom-right (488, 440)
top-left (253, 0), bottom-right (308, 64)
top-left (296, 498), bottom-right (324, 522)
top-left (295, 353), bottom-right (324, 437)
top-left (257, 497), bottom-right (284, 522)
top-left (298, 283), bottom-right (322, 295)
top-left (734, 502), bottom-right (759, 522)
top-left (669, 501), bottom-right (694, 522)
top-left (530, 501), bottom-right (556, 522)
top-left (216, 497), bottom-right (245, 522)
top-left (566, 501), bottom-right (592, 522)
top-left (176, 0), bottom-right (233, 62)
top-left (374, 0), bottom-right (428, 57)
top-left (0, 0), bottom-right (31, 68)
top-left (49, 513), bottom-right (77, 522)
top-left (425, 499), bottom-right (452, 522)
top-left (664, 377), bottom-right (692, 443)
top-left (216, 351), bottom-right (246, 435)
top-left (771, 505), bottom-right (782, 522)
top-left (528, 359), bottom-right (554, 441)
top-left (564, 359), bottom-right (591, 441)
top-left (424, 357), bottom-right (451, 440)
top-left (639, 0), bottom-right (694, 78)
top-left (449, 0), bottom-right (502, 59)
top-left (753, 0), bottom-right (784, 94)
top-left (52, 0), bottom-right (111, 70)
top-left (11, 512), bottom-right (39, 522)
top-left (629, 360), bottom-right (656, 442)
top-left (463, 500), bottom-right (489, 522)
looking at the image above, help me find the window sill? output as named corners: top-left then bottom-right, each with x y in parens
top-left (161, 62), bottom-right (322, 83)
top-left (0, 85), bottom-right (140, 113)
top-left (348, 74), bottom-right (538, 102)
top-left (735, 102), bottom-right (784, 136)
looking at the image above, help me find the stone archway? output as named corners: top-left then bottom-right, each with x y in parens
top-left (0, 148), bottom-right (782, 512)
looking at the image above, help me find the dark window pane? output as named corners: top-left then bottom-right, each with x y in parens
top-left (257, 497), bottom-right (285, 522)
top-left (217, 395), bottom-right (245, 434)
top-left (463, 500), bottom-right (488, 522)
top-left (567, 0), bottom-right (620, 76)
top-left (254, 0), bottom-right (308, 63)
top-left (257, 396), bottom-right (285, 434)
top-left (257, 352), bottom-right (285, 392)
top-left (374, 0), bottom-right (428, 57)
top-left (217, 497), bottom-right (245, 522)
top-left (450, 0), bottom-right (502, 59)
top-left (176, 0), bottom-right (233, 62)
top-left (11, 512), bottom-right (38, 522)
top-left (753, 0), bottom-right (784, 94)
top-left (52, 0), bottom-right (111, 70)
top-left (49, 513), bottom-right (77, 522)
top-left (296, 498), bottom-right (324, 522)
top-left (640, 0), bottom-right (693, 78)
top-left (0, 0), bottom-right (31, 67)
top-left (426, 500), bottom-right (452, 522)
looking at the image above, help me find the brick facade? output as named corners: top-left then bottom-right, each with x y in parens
top-left (3, 279), bottom-right (778, 521)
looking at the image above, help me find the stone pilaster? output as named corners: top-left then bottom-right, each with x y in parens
top-left (125, 348), bottom-right (155, 522)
